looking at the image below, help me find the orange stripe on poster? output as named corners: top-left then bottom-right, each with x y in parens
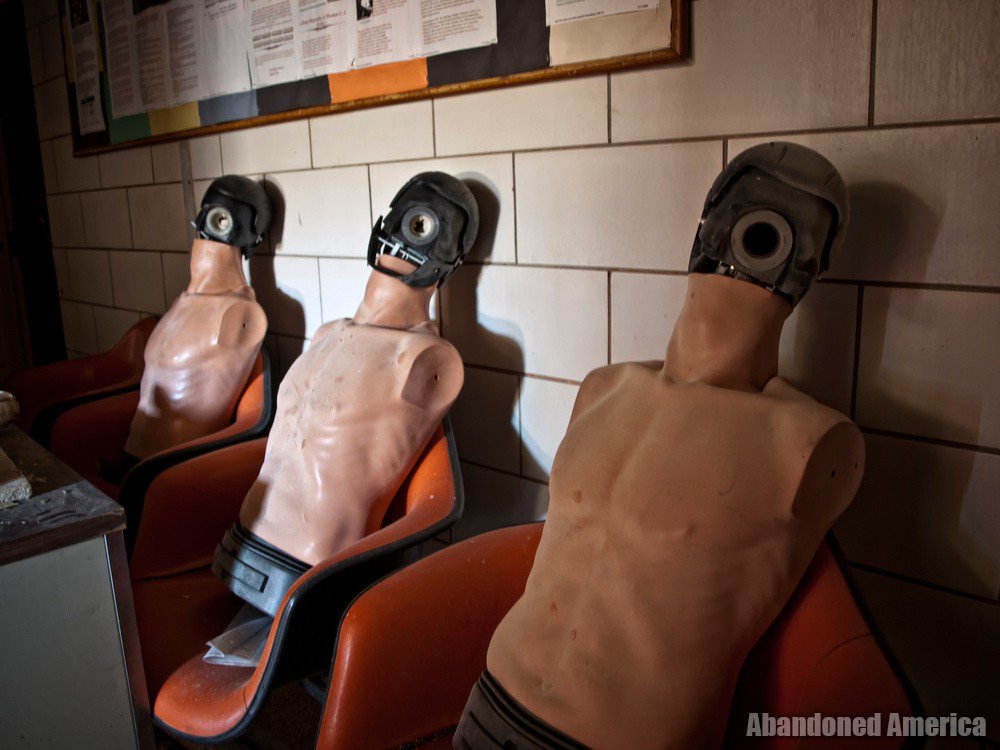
top-left (327, 59), bottom-right (429, 104)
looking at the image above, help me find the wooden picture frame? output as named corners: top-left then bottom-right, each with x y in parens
top-left (62, 0), bottom-right (690, 156)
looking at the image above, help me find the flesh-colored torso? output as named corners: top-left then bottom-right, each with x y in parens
top-left (487, 362), bottom-right (863, 750)
top-left (239, 317), bottom-right (463, 565)
top-left (124, 289), bottom-right (266, 459)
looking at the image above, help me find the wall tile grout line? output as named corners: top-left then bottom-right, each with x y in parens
top-left (47, 112), bottom-right (999, 188)
top-left (606, 270), bottom-right (612, 365)
top-left (849, 283), bottom-right (864, 421)
top-left (848, 561), bottom-right (1000, 608)
top-left (867, 0), bottom-right (879, 127)
top-left (511, 152), bottom-right (519, 264)
top-left (431, 98), bottom-right (438, 157)
top-left (460, 457), bottom-right (549, 488)
top-left (606, 74), bottom-right (612, 144)
top-left (464, 362), bottom-right (583, 388)
top-left (857, 425), bottom-right (1000, 458)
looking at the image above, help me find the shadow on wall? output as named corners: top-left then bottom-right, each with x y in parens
top-left (442, 173), bottom-right (546, 538)
top-left (833, 181), bottom-right (993, 597)
top-left (250, 178), bottom-right (306, 386)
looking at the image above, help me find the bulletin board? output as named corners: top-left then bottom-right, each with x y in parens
top-left (60, 0), bottom-right (690, 156)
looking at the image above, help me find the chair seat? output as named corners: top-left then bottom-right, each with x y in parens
top-left (313, 524), bottom-right (917, 750)
top-left (152, 421), bottom-right (464, 744)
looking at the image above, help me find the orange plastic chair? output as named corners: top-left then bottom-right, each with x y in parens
top-left (144, 420), bottom-right (463, 743)
top-left (46, 349), bottom-right (274, 548)
top-left (3, 316), bottom-right (157, 442)
top-left (314, 524), bottom-right (922, 750)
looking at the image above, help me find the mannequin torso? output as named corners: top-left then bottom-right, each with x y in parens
top-left (238, 268), bottom-right (463, 566)
top-left (486, 275), bottom-right (864, 750)
top-left (124, 239), bottom-right (266, 459)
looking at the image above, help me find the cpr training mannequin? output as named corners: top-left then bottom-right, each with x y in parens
top-left (456, 143), bottom-right (862, 750)
top-left (104, 176), bottom-right (271, 478)
top-left (209, 172), bottom-right (478, 652)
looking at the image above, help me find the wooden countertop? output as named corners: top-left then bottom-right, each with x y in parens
top-left (0, 425), bottom-right (124, 566)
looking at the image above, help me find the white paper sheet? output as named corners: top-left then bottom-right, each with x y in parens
top-left (353, 0), bottom-right (497, 69)
top-left (353, 0), bottom-right (416, 69)
top-left (203, 604), bottom-right (271, 668)
top-left (201, 0), bottom-right (254, 98)
top-left (66, 0), bottom-right (106, 134)
top-left (545, 0), bottom-right (657, 26)
top-left (102, 0), bottom-right (143, 118)
top-left (420, 0), bottom-right (497, 57)
top-left (248, 0), bottom-right (303, 88)
top-left (165, 0), bottom-right (208, 105)
top-left (298, 0), bottom-right (355, 77)
top-left (135, 5), bottom-right (172, 110)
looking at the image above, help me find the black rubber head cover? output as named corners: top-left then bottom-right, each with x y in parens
top-left (194, 175), bottom-right (273, 258)
top-left (368, 171), bottom-right (479, 288)
top-left (688, 142), bottom-right (849, 306)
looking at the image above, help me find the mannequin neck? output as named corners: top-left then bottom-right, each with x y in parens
top-left (187, 238), bottom-right (250, 296)
top-left (662, 273), bottom-right (791, 392)
top-left (353, 268), bottom-right (434, 329)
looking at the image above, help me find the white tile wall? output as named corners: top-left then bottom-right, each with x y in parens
top-left (34, 77), bottom-right (70, 140)
top-left (370, 153), bottom-right (516, 264)
top-left (26, 25), bottom-right (44, 83)
top-left (81, 190), bottom-right (132, 249)
top-left (515, 142), bottom-right (721, 270)
top-left (161, 252), bottom-right (190, 306)
top-left (46, 194), bottom-right (85, 247)
top-left (109, 251), bottom-right (166, 313)
top-left (519, 377), bottom-right (579, 481)
top-left (53, 136), bottom-right (100, 192)
top-left (853, 570), bottom-right (1000, 731)
top-left (267, 167), bottom-right (371, 257)
top-left (318, 258), bottom-right (370, 322)
top-left (93, 307), bottom-right (141, 352)
top-left (310, 101), bottom-right (434, 167)
top-left (37, 16), bottom-right (64, 81)
top-left (65, 249), bottom-right (113, 306)
top-left (874, 0), bottom-right (1000, 124)
top-left (730, 124), bottom-right (1000, 287)
top-left (51, 248), bottom-right (70, 297)
top-left (250, 255), bottom-right (323, 338)
top-left (857, 287), bottom-right (1000, 450)
top-left (59, 300), bottom-right (97, 354)
top-left (190, 135), bottom-right (223, 179)
top-left (24, 0), bottom-right (58, 28)
top-left (434, 77), bottom-right (608, 156)
top-left (611, 0), bottom-right (872, 142)
top-left (39, 139), bottom-right (58, 192)
top-left (99, 147), bottom-right (153, 188)
top-left (453, 461), bottom-right (549, 541)
top-left (610, 272), bottom-right (687, 364)
top-left (441, 264), bottom-right (608, 381)
top-left (837, 434), bottom-right (1000, 598)
top-left (151, 142), bottom-right (183, 183)
top-left (777, 284), bottom-right (858, 415)
top-left (128, 184), bottom-right (188, 251)
top-left (220, 121), bottom-right (311, 175)
top-left (450, 366), bottom-right (521, 474)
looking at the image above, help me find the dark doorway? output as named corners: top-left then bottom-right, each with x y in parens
top-left (0, 0), bottom-right (66, 380)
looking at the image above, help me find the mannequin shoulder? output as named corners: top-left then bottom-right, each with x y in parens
top-left (770, 380), bottom-right (866, 520)
top-left (218, 298), bottom-right (268, 345)
top-left (573, 361), bottom-right (661, 418)
top-left (400, 338), bottom-right (464, 410)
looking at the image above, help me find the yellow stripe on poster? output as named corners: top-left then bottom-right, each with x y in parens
top-left (148, 102), bottom-right (201, 135)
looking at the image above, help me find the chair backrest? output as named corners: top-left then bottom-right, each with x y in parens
top-left (152, 419), bottom-right (464, 744)
top-left (14, 316), bottom-right (157, 439)
top-left (120, 349), bottom-right (274, 551)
